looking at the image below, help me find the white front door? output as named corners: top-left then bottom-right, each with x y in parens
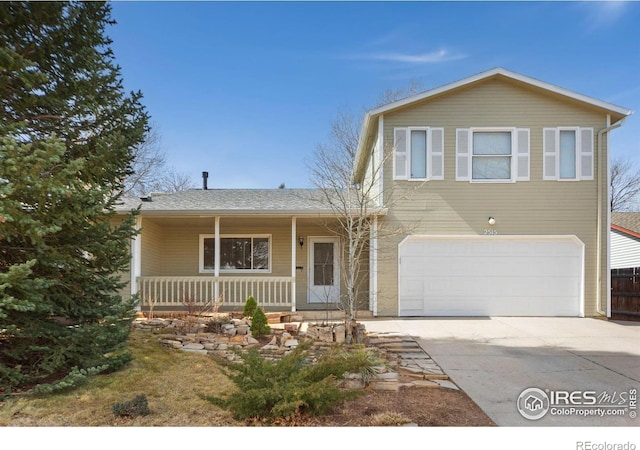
top-left (308, 237), bottom-right (340, 303)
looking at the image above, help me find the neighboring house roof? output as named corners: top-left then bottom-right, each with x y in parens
top-left (353, 67), bottom-right (633, 182)
top-left (611, 212), bottom-right (640, 239)
top-left (115, 188), bottom-right (378, 217)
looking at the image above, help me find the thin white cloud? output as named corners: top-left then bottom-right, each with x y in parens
top-left (581, 1), bottom-right (630, 31)
top-left (347, 49), bottom-right (468, 64)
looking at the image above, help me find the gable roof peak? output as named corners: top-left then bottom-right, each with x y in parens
top-left (368, 67), bottom-right (631, 117)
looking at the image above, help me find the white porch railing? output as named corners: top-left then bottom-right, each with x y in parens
top-left (137, 276), bottom-right (294, 310)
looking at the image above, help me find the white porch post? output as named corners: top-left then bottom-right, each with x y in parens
top-left (291, 216), bottom-right (297, 312)
top-left (131, 216), bottom-right (142, 311)
top-left (214, 216), bottom-right (220, 300)
top-left (369, 216), bottom-right (378, 316)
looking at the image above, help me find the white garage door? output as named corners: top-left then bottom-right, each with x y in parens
top-left (398, 236), bottom-right (584, 317)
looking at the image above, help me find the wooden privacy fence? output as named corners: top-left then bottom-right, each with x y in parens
top-left (610, 268), bottom-right (640, 321)
top-left (137, 276), bottom-right (294, 310)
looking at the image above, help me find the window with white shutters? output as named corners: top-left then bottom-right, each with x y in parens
top-left (543, 127), bottom-right (594, 181)
top-left (393, 128), bottom-right (408, 179)
top-left (393, 127), bottom-right (444, 181)
top-left (456, 128), bottom-right (530, 182)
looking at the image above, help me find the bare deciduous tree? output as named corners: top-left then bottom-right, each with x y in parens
top-left (158, 166), bottom-right (197, 193)
top-left (125, 127), bottom-right (166, 196)
top-left (610, 157), bottom-right (640, 211)
top-left (309, 81), bottom-right (424, 327)
top-left (374, 79), bottom-right (424, 108)
top-left (124, 126), bottom-right (196, 196)
top-left (309, 135), bottom-right (381, 326)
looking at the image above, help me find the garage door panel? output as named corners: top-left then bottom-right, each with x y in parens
top-left (398, 236), bottom-right (583, 317)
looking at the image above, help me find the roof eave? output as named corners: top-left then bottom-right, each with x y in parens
top-left (115, 208), bottom-right (388, 218)
top-left (353, 111), bottom-right (376, 184)
top-left (611, 223), bottom-right (640, 240)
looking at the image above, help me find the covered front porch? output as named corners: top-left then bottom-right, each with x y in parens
top-left (129, 214), bottom-right (368, 313)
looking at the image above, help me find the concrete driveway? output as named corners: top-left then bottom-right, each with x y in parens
top-left (361, 317), bottom-right (640, 426)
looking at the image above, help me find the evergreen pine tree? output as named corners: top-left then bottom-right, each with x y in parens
top-left (243, 295), bottom-right (258, 318)
top-left (250, 307), bottom-right (271, 338)
top-left (0, 1), bottom-right (149, 393)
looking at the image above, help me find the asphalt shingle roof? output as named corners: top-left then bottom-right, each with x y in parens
top-left (115, 188), bottom-right (339, 215)
top-left (612, 212), bottom-right (640, 234)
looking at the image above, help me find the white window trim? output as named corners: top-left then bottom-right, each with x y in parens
top-left (543, 127), bottom-right (594, 182)
top-left (407, 126), bottom-right (430, 181)
top-left (199, 234), bottom-right (272, 274)
top-left (469, 127), bottom-right (517, 183)
top-left (557, 126), bottom-right (580, 181)
top-left (393, 126), bottom-right (444, 181)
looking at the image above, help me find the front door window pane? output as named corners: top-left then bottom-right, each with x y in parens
top-left (314, 242), bottom-right (334, 286)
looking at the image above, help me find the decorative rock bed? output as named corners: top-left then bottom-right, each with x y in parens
top-left (132, 315), bottom-right (457, 391)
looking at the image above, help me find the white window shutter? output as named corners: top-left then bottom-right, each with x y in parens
top-left (580, 128), bottom-right (594, 180)
top-left (543, 128), bottom-right (558, 180)
top-left (430, 128), bottom-right (444, 180)
top-left (516, 128), bottom-right (530, 181)
top-left (456, 128), bottom-right (470, 181)
top-left (393, 128), bottom-right (408, 180)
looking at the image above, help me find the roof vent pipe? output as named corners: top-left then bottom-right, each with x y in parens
top-left (202, 171), bottom-right (209, 190)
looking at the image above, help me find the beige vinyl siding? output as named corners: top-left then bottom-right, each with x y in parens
top-left (376, 77), bottom-right (610, 316)
top-left (140, 219), bottom-right (163, 276)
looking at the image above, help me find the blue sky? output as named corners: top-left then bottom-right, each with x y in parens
top-left (108, 1), bottom-right (640, 189)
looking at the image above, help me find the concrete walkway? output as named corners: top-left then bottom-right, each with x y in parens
top-left (361, 317), bottom-right (640, 426)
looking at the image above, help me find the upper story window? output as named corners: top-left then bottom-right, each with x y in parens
top-left (543, 127), bottom-right (594, 181)
top-left (456, 128), bottom-right (530, 182)
top-left (472, 131), bottom-right (512, 180)
top-left (393, 127), bottom-right (444, 181)
top-left (199, 235), bottom-right (271, 273)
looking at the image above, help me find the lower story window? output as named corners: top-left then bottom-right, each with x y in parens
top-left (200, 235), bottom-right (270, 272)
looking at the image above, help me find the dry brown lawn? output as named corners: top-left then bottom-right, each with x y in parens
top-left (0, 329), bottom-right (493, 427)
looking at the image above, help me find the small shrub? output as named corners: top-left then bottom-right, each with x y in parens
top-left (205, 315), bottom-right (232, 334)
top-left (250, 307), bottom-right (270, 338)
top-left (203, 343), bottom-right (380, 422)
top-left (112, 394), bottom-right (150, 418)
top-left (243, 295), bottom-right (258, 317)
